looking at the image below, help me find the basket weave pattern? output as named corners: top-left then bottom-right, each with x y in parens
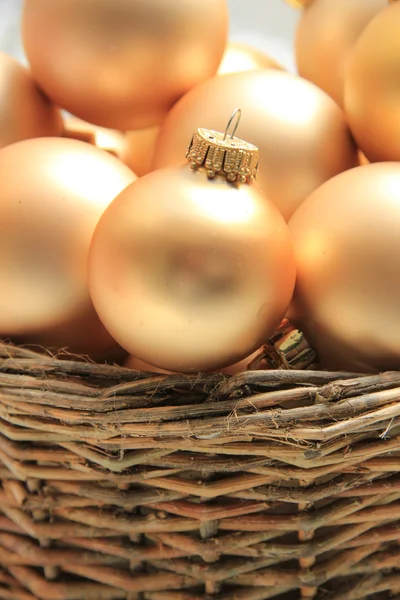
top-left (0, 343), bottom-right (400, 599)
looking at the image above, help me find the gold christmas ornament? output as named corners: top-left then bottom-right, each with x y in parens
top-left (0, 51), bottom-right (62, 149)
top-left (120, 126), bottom-right (160, 178)
top-left (296, 0), bottom-right (386, 107)
top-left (22, 0), bottom-right (229, 130)
top-left (0, 137), bottom-right (135, 357)
top-left (345, 0), bottom-right (400, 162)
top-left (124, 320), bottom-right (317, 374)
top-left (218, 41), bottom-right (284, 76)
top-left (124, 349), bottom-right (268, 375)
top-left (285, 0), bottom-right (313, 7)
top-left (63, 116), bottom-right (125, 158)
top-left (126, 43), bottom-right (285, 180)
top-left (152, 70), bottom-right (358, 222)
top-left (358, 151), bottom-right (369, 166)
top-left (289, 162), bottom-right (400, 373)
top-left (89, 111), bottom-right (295, 373)
top-left (64, 116), bottom-right (156, 178)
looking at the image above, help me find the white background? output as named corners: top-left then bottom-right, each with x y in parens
top-left (0, 0), bottom-right (299, 71)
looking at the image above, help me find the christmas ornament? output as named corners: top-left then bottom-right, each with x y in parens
top-left (218, 41), bottom-right (284, 75)
top-left (289, 162), bottom-right (400, 373)
top-left (64, 116), bottom-right (156, 177)
top-left (152, 70), bottom-right (358, 221)
top-left (121, 127), bottom-right (160, 178)
top-left (344, 0), bottom-right (400, 162)
top-left (22, 0), bottom-right (229, 130)
top-left (285, 0), bottom-right (312, 7)
top-left (358, 151), bottom-right (369, 166)
top-left (120, 42), bottom-right (284, 179)
top-left (0, 137), bottom-right (135, 356)
top-left (295, 0), bottom-right (386, 107)
top-left (0, 51), bottom-right (62, 149)
top-left (124, 321), bottom-right (316, 374)
top-left (63, 116), bottom-right (125, 158)
top-left (125, 350), bottom-right (271, 375)
top-left (89, 111), bottom-right (296, 373)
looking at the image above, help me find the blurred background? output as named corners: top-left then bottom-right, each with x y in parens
top-left (0, 0), bottom-right (299, 71)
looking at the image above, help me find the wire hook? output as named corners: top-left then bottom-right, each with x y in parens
top-left (223, 108), bottom-right (241, 141)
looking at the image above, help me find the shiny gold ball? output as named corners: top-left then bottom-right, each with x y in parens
top-left (289, 162), bottom-right (400, 373)
top-left (218, 41), bottom-right (284, 75)
top-left (0, 51), bottom-right (62, 149)
top-left (296, 0), bottom-right (386, 107)
top-left (0, 137), bottom-right (135, 356)
top-left (152, 70), bottom-right (358, 221)
top-left (89, 165), bottom-right (295, 373)
top-left (345, 1), bottom-right (400, 162)
top-left (22, 0), bottom-right (228, 130)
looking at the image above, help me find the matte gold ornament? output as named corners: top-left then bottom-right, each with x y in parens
top-left (22, 0), bottom-right (229, 130)
top-left (89, 112), bottom-right (296, 373)
top-left (64, 116), bottom-right (156, 177)
top-left (124, 351), bottom-right (268, 375)
top-left (152, 70), bottom-right (358, 222)
top-left (289, 162), bottom-right (400, 373)
top-left (124, 320), bottom-right (317, 374)
top-left (345, 1), bottom-right (400, 162)
top-left (0, 137), bottom-right (135, 357)
top-left (296, 0), bottom-right (386, 107)
top-left (120, 127), bottom-right (160, 178)
top-left (285, 0), bottom-right (313, 7)
top-left (63, 116), bottom-right (125, 158)
top-left (120, 42), bottom-right (285, 179)
top-left (218, 41), bottom-right (284, 76)
top-left (0, 51), bottom-right (62, 149)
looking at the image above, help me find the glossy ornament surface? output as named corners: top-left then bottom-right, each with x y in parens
top-left (218, 41), bottom-right (284, 75)
top-left (289, 162), bottom-right (400, 372)
top-left (0, 51), bottom-right (62, 149)
top-left (345, 1), bottom-right (400, 162)
top-left (152, 70), bottom-right (357, 221)
top-left (0, 137), bottom-right (135, 356)
top-left (89, 129), bottom-right (295, 372)
top-left (296, 0), bottom-right (386, 107)
top-left (22, 0), bottom-right (229, 129)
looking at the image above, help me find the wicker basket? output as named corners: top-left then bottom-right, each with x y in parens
top-left (1, 340), bottom-right (400, 600)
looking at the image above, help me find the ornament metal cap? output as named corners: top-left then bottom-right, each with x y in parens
top-left (248, 319), bottom-right (317, 371)
top-left (186, 108), bottom-right (259, 184)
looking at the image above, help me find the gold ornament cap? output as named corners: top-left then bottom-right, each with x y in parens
top-left (248, 319), bottom-right (317, 371)
top-left (186, 108), bottom-right (259, 184)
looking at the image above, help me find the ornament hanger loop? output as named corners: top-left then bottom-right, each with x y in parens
top-left (223, 108), bottom-right (241, 141)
